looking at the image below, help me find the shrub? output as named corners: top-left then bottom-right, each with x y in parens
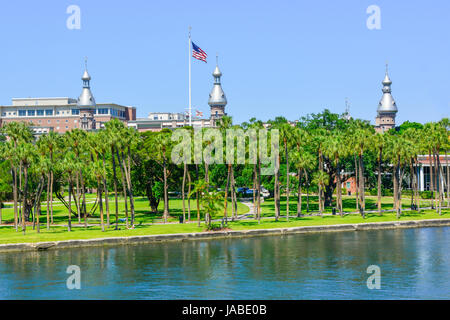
top-left (420, 191), bottom-right (433, 199)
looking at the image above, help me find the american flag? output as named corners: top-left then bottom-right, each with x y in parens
top-left (196, 110), bottom-right (203, 117)
top-left (192, 42), bottom-right (207, 63)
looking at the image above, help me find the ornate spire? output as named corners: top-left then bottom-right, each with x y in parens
top-left (208, 56), bottom-right (227, 107)
top-left (77, 58), bottom-right (96, 108)
top-left (377, 63), bottom-right (397, 113)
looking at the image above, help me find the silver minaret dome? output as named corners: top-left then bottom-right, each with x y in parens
top-left (208, 63), bottom-right (227, 107)
top-left (377, 65), bottom-right (397, 113)
top-left (77, 60), bottom-right (96, 108)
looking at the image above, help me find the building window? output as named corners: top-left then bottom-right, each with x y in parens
top-left (47, 120), bottom-right (51, 124)
top-left (98, 108), bottom-right (108, 115)
top-left (19, 110), bottom-right (26, 116)
top-left (65, 119), bottom-right (68, 123)
top-left (72, 109), bottom-right (80, 115)
top-left (27, 110), bottom-right (35, 116)
top-left (37, 110), bottom-right (44, 116)
top-left (45, 109), bottom-right (53, 116)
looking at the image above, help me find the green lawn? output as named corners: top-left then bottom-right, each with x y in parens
top-left (0, 196), bottom-right (250, 225)
top-left (0, 209), bottom-right (448, 245)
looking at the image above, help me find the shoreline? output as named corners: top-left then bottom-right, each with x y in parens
top-left (0, 218), bottom-right (449, 253)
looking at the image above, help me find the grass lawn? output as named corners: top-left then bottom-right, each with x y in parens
top-left (0, 208), bottom-right (448, 245)
top-left (0, 196), bottom-right (250, 225)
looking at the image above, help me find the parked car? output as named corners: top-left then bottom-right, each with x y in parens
top-left (245, 189), bottom-right (255, 195)
top-left (260, 187), bottom-right (270, 197)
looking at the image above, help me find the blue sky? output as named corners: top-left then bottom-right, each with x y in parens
top-left (0, 0), bottom-right (448, 124)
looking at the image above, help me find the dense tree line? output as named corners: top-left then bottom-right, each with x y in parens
top-left (0, 110), bottom-right (448, 234)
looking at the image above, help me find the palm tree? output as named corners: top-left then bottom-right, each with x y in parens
top-left (16, 143), bottom-right (35, 234)
top-left (60, 151), bottom-right (79, 232)
top-left (2, 122), bottom-right (33, 231)
top-left (65, 129), bottom-right (88, 224)
top-left (144, 130), bottom-right (173, 223)
top-left (279, 123), bottom-right (294, 221)
top-left (105, 119), bottom-right (124, 230)
top-left (37, 131), bottom-right (60, 229)
top-left (354, 127), bottom-right (373, 218)
top-left (324, 133), bottom-right (346, 216)
top-left (290, 148), bottom-right (315, 217)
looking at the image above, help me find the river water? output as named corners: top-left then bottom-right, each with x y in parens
top-left (0, 226), bottom-right (449, 299)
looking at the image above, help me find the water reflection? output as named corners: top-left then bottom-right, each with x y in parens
top-left (0, 227), bottom-right (449, 299)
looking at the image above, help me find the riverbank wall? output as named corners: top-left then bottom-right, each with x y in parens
top-left (1, 218), bottom-right (449, 253)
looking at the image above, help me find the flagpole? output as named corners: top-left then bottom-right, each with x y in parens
top-left (188, 26), bottom-right (192, 126)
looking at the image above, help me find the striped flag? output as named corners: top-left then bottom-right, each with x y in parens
top-left (192, 42), bottom-right (207, 63)
top-left (195, 110), bottom-right (203, 117)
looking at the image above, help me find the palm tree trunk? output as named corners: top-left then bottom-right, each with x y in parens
top-left (377, 149), bottom-right (382, 215)
top-left (22, 165), bottom-right (29, 235)
top-left (415, 159), bottom-right (421, 213)
top-left (433, 150), bottom-right (438, 213)
top-left (429, 150), bottom-right (434, 209)
top-left (111, 146), bottom-right (119, 230)
top-left (12, 166), bottom-right (18, 231)
top-left (336, 161), bottom-right (342, 216)
top-left (116, 150), bottom-right (128, 228)
top-left (436, 149), bottom-right (442, 215)
top-left (123, 150), bottom-right (135, 226)
top-left (163, 154), bottom-right (169, 223)
top-left (75, 172), bottom-right (81, 224)
top-left (354, 156), bottom-right (359, 211)
top-left (359, 152), bottom-right (365, 218)
top-left (305, 170), bottom-right (310, 214)
top-left (257, 159), bottom-right (262, 223)
top-left (297, 169), bottom-right (302, 217)
top-left (395, 158), bottom-right (401, 219)
top-left (78, 171), bottom-right (87, 228)
top-left (252, 164), bottom-right (256, 215)
top-left (224, 164), bottom-right (231, 223)
top-left (187, 169), bottom-right (191, 221)
top-left (182, 162), bottom-right (187, 223)
top-left (98, 178), bottom-right (104, 231)
top-left (274, 156), bottom-right (280, 221)
top-left (195, 164), bottom-right (200, 226)
top-left (102, 155), bottom-right (110, 227)
top-left (46, 174), bottom-right (50, 230)
top-left (285, 143), bottom-right (290, 222)
top-left (68, 177), bottom-right (72, 232)
top-left (50, 170), bottom-right (54, 224)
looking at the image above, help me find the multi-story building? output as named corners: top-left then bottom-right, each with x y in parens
top-left (0, 66), bottom-right (136, 134)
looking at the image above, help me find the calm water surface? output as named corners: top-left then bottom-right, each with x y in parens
top-left (0, 226), bottom-right (449, 299)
